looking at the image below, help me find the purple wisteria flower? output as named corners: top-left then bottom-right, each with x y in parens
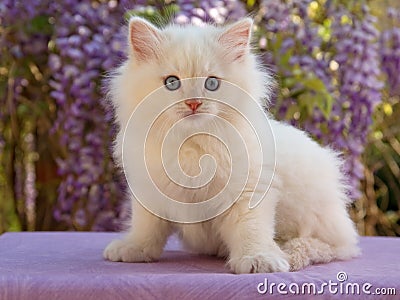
top-left (174, 0), bottom-right (247, 25)
top-left (260, 0), bottom-right (383, 200)
top-left (49, 0), bottom-right (133, 230)
top-left (381, 8), bottom-right (400, 97)
top-left (329, 4), bottom-right (383, 199)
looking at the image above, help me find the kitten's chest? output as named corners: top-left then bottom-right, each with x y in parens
top-left (153, 136), bottom-right (231, 183)
top-left (175, 221), bottom-right (227, 256)
top-left (143, 136), bottom-right (230, 204)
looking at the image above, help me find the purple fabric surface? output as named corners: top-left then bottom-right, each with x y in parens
top-left (0, 233), bottom-right (399, 300)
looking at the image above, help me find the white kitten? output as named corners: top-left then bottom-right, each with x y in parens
top-left (103, 17), bottom-right (360, 273)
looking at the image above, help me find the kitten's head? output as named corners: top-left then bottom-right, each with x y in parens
top-left (111, 17), bottom-right (273, 130)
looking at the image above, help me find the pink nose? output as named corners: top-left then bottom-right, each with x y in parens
top-left (185, 99), bottom-right (202, 112)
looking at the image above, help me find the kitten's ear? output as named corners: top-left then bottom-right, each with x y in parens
top-left (218, 18), bottom-right (253, 62)
top-left (129, 17), bottom-right (163, 62)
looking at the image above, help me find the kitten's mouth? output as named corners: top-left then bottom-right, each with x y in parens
top-left (183, 110), bottom-right (202, 117)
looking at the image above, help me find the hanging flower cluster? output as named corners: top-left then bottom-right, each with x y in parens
top-left (258, 0), bottom-right (383, 199)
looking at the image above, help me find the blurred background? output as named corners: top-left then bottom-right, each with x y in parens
top-left (0, 0), bottom-right (399, 236)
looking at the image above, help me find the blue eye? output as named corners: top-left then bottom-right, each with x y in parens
top-left (164, 75), bottom-right (181, 91)
top-left (205, 76), bottom-right (220, 91)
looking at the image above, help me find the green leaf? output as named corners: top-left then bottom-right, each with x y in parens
top-left (272, 34), bottom-right (283, 57)
top-left (17, 104), bottom-right (30, 116)
top-left (297, 89), bottom-right (333, 120)
top-left (282, 77), bottom-right (297, 89)
top-left (302, 77), bottom-right (326, 93)
top-left (298, 92), bottom-right (316, 116)
top-left (316, 93), bottom-right (334, 119)
top-left (125, 4), bottom-right (178, 26)
top-left (27, 15), bottom-right (52, 35)
top-left (284, 104), bottom-right (300, 121)
top-left (160, 4), bottom-right (180, 22)
top-left (280, 48), bottom-right (293, 68)
top-left (125, 7), bottom-right (155, 20)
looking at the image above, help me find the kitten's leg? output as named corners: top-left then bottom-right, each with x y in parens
top-left (281, 237), bottom-right (334, 271)
top-left (282, 227), bottom-right (359, 271)
top-left (319, 204), bottom-right (360, 261)
top-left (217, 189), bottom-right (289, 274)
top-left (282, 205), bottom-right (360, 271)
top-left (103, 200), bottom-right (171, 262)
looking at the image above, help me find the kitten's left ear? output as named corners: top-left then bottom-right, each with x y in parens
top-left (129, 17), bottom-right (163, 63)
top-left (218, 18), bottom-right (253, 62)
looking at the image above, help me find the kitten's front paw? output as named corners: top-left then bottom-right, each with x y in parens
top-left (103, 239), bottom-right (161, 262)
top-left (229, 252), bottom-right (290, 274)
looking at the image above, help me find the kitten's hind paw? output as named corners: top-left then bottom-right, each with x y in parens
top-left (103, 239), bottom-right (161, 263)
top-left (228, 252), bottom-right (290, 274)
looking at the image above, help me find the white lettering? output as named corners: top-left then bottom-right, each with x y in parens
top-left (257, 278), bottom-right (268, 294)
top-left (277, 283), bottom-right (287, 294)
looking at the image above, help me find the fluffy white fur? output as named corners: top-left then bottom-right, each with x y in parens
top-left (103, 17), bottom-right (360, 273)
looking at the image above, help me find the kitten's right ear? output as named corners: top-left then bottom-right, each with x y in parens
top-left (218, 18), bottom-right (253, 62)
top-left (129, 17), bottom-right (163, 63)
